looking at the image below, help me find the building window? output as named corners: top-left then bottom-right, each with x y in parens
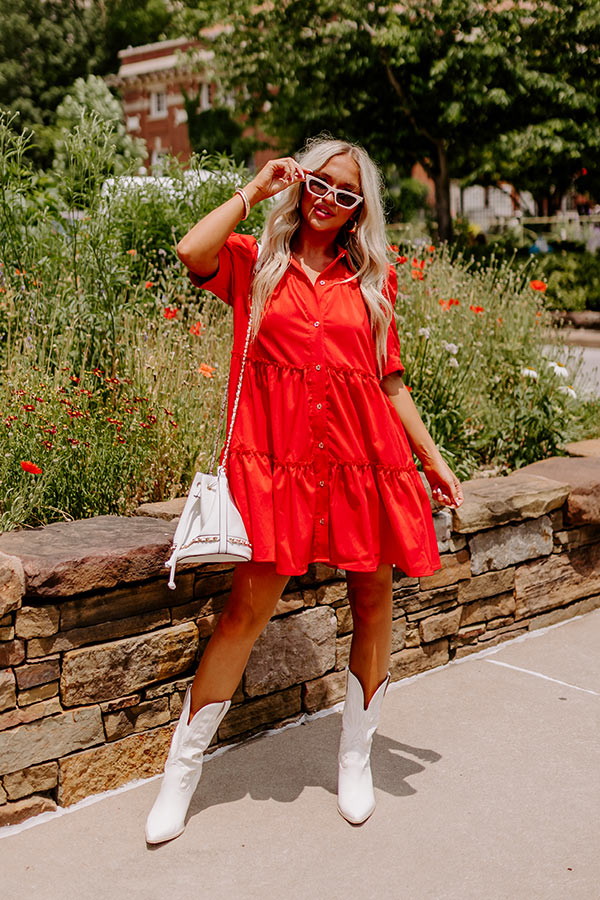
top-left (150, 90), bottom-right (167, 118)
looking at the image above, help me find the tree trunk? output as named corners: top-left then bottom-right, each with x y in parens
top-left (433, 141), bottom-right (453, 243)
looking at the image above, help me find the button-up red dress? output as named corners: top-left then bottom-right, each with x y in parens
top-left (190, 233), bottom-right (440, 576)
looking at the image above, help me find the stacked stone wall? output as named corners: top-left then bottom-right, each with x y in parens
top-left (0, 457), bottom-right (599, 826)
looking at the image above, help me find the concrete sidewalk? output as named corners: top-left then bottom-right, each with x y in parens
top-left (1, 609), bottom-right (599, 900)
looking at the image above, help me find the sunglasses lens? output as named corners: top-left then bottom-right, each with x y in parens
top-left (336, 192), bottom-right (358, 209)
top-left (306, 176), bottom-right (328, 197)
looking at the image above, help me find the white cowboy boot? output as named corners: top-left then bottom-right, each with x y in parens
top-left (145, 686), bottom-right (230, 844)
top-left (337, 668), bottom-right (390, 825)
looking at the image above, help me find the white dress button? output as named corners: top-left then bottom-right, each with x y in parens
top-left (314, 321), bottom-right (320, 327)
top-left (320, 518), bottom-right (325, 525)
top-left (319, 480), bottom-right (325, 487)
top-left (315, 364), bottom-right (321, 371)
top-left (319, 280), bottom-right (325, 285)
top-left (316, 403), bottom-right (322, 410)
top-left (318, 441), bottom-right (324, 449)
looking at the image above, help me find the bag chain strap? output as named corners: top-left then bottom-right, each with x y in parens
top-left (208, 301), bottom-right (254, 474)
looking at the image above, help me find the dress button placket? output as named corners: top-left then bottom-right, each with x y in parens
top-left (311, 277), bottom-right (329, 558)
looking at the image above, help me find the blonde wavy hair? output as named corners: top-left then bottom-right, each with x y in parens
top-left (251, 137), bottom-right (393, 373)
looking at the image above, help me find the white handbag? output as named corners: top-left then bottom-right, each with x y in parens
top-left (165, 305), bottom-right (254, 590)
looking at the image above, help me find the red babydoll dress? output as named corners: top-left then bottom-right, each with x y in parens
top-left (189, 232), bottom-right (440, 577)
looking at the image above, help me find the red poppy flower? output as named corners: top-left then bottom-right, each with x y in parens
top-left (190, 322), bottom-right (204, 336)
top-left (469, 304), bottom-right (484, 314)
top-left (396, 255), bottom-right (407, 264)
top-left (198, 363), bottom-right (215, 378)
top-left (529, 280), bottom-right (547, 292)
top-left (21, 460), bottom-right (42, 474)
top-left (23, 404), bottom-right (35, 411)
top-left (126, 249), bottom-right (137, 256)
top-left (428, 245), bottom-right (435, 252)
top-left (164, 307), bottom-right (178, 319)
top-left (145, 281), bottom-right (153, 289)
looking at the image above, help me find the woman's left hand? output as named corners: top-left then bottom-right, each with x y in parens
top-left (422, 455), bottom-right (464, 509)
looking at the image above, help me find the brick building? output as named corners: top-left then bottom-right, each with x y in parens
top-left (106, 37), bottom-right (214, 170)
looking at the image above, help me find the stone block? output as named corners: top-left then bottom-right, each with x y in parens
top-left (419, 608), bottom-right (462, 642)
top-left (458, 567), bottom-right (515, 604)
top-left (476, 627), bottom-right (528, 649)
top-left (391, 617), bottom-right (406, 653)
top-left (390, 639), bottom-right (449, 682)
top-left (244, 607), bottom-right (336, 697)
top-left (195, 613), bottom-right (219, 637)
top-left (450, 624), bottom-right (486, 650)
top-left (18, 682), bottom-right (58, 706)
top-left (171, 597), bottom-right (213, 625)
top-left (15, 605), bottom-right (59, 639)
top-left (452, 473), bottom-right (570, 533)
top-left (553, 525), bottom-right (600, 552)
top-left (335, 634), bottom-right (352, 671)
top-left (316, 582), bottom-right (348, 606)
top-left (219, 687), bottom-right (302, 740)
top-left (0, 552), bottom-right (25, 616)
top-left (460, 592), bottom-right (515, 627)
top-left (0, 698), bottom-right (62, 732)
top-left (564, 438), bottom-right (600, 457)
top-left (58, 724), bottom-right (175, 806)
top-left (0, 783), bottom-right (5, 804)
top-left (0, 639), bottom-right (25, 667)
top-left (514, 543), bottom-right (600, 618)
top-left (299, 563), bottom-right (339, 584)
top-left (60, 574), bottom-right (194, 631)
top-left (60, 622), bottom-right (198, 706)
top-left (0, 795), bottom-right (56, 826)
top-left (335, 606), bottom-right (353, 635)
top-left (469, 517), bottom-right (552, 575)
top-left (402, 585), bottom-right (459, 619)
top-left (15, 659), bottom-right (60, 691)
top-left (0, 627), bottom-right (14, 641)
top-left (302, 670), bottom-right (347, 714)
top-left (27, 608), bottom-right (171, 658)
top-left (134, 497), bottom-right (187, 520)
top-left (433, 509), bottom-right (452, 551)
top-left (3, 761), bottom-right (58, 801)
top-left (518, 457), bottom-right (600, 525)
top-left (0, 706), bottom-right (103, 775)
top-left (194, 568), bottom-right (235, 600)
top-left (0, 516), bottom-right (179, 597)
top-left (99, 694), bottom-right (141, 714)
top-left (274, 591), bottom-right (306, 616)
top-left (0, 670), bottom-right (16, 713)
top-left (419, 549), bottom-right (471, 589)
top-left (103, 697), bottom-right (170, 741)
top-left (527, 594), bottom-right (600, 631)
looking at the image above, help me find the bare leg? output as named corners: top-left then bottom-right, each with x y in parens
top-left (346, 564), bottom-right (393, 706)
top-left (189, 561), bottom-right (289, 719)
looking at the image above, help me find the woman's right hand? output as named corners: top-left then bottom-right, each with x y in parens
top-left (245, 157), bottom-right (307, 205)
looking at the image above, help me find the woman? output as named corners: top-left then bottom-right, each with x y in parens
top-left (145, 137), bottom-right (463, 844)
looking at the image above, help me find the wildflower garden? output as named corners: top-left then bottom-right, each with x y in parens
top-left (1, 112), bottom-right (598, 532)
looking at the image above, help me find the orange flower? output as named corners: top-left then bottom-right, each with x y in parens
top-left (388, 243), bottom-right (399, 252)
top-left (145, 280), bottom-right (153, 289)
top-left (428, 245), bottom-right (435, 252)
top-left (449, 298), bottom-right (459, 306)
top-left (164, 307), bottom-right (178, 319)
top-left (396, 255), bottom-right (407, 264)
top-left (497, 317), bottom-right (503, 325)
top-left (405, 385), bottom-right (413, 392)
top-left (411, 270), bottom-right (424, 280)
top-left (530, 280), bottom-right (547, 292)
top-left (21, 460), bottom-right (42, 474)
top-left (189, 322), bottom-right (204, 336)
top-left (126, 249), bottom-right (137, 256)
top-left (469, 304), bottom-right (484, 314)
top-left (198, 363), bottom-right (215, 378)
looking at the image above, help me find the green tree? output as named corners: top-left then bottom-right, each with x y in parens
top-left (180, 0), bottom-right (600, 240)
top-left (0, 0), bottom-right (97, 166)
top-left (52, 74), bottom-right (147, 177)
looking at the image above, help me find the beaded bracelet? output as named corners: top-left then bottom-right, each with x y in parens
top-left (234, 187), bottom-right (251, 221)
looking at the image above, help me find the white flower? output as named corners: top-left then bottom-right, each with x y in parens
top-left (547, 361), bottom-right (569, 378)
top-left (418, 327), bottom-right (430, 339)
top-left (441, 340), bottom-right (458, 355)
top-left (521, 366), bottom-right (539, 380)
top-left (558, 384), bottom-right (577, 398)
top-left (448, 357), bottom-right (459, 368)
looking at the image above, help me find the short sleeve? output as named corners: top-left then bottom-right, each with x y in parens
top-left (188, 232), bottom-right (258, 307)
top-left (382, 266), bottom-right (405, 377)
